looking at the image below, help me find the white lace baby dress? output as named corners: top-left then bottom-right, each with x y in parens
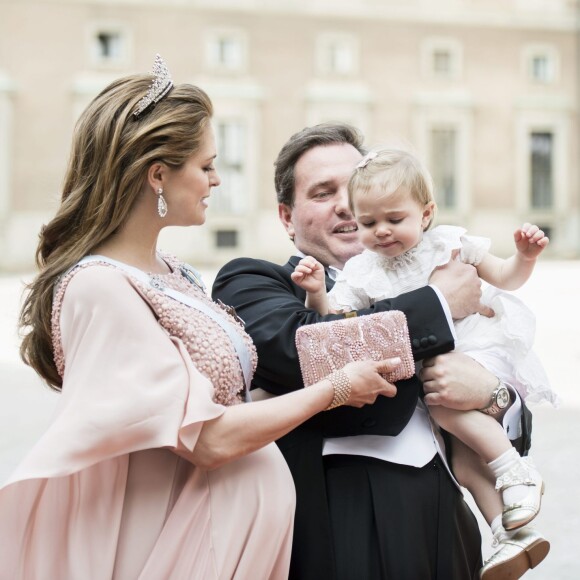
top-left (329, 225), bottom-right (557, 406)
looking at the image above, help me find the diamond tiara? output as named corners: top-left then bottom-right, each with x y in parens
top-left (133, 53), bottom-right (174, 118)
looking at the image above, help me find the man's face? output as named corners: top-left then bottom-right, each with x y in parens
top-left (278, 143), bottom-right (364, 270)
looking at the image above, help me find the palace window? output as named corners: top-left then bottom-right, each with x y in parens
top-left (316, 33), bottom-right (358, 76)
top-left (89, 25), bottom-right (130, 67)
top-left (213, 120), bottom-right (247, 214)
top-left (430, 127), bottom-right (457, 209)
top-left (524, 45), bottom-right (558, 84)
top-left (421, 38), bottom-right (462, 81)
top-left (215, 229), bottom-right (239, 248)
top-left (530, 131), bottom-right (554, 209)
top-left (207, 30), bottom-right (247, 72)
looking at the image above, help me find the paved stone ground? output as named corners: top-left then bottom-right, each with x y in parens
top-left (1, 262), bottom-right (579, 578)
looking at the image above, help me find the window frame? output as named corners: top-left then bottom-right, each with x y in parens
top-left (429, 126), bottom-right (459, 210)
top-left (212, 118), bottom-right (248, 216)
top-left (205, 28), bottom-right (248, 73)
top-left (412, 99), bottom-right (473, 220)
top-left (515, 111), bottom-right (569, 218)
top-left (87, 23), bottom-right (131, 69)
top-left (420, 37), bottom-right (463, 82)
top-left (315, 32), bottom-right (359, 77)
top-left (522, 44), bottom-right (559, 85)
top-left (529, 131), bottom-right (555, 209)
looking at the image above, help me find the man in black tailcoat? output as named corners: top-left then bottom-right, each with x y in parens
top-left (213, 123), bottom-right (532, 579)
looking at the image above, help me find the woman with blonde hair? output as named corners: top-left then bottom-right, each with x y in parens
top-left (0, 56), bottom-right (400, 579)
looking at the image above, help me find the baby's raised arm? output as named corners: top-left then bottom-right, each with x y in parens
top-left (291, 256), bottom-right (330, 314)
top-left (475, 223), bottom-right (549, 291)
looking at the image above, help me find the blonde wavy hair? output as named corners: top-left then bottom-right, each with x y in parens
top-left (348, 146), bottom-right (437, 230)
top-left (20, 74), bottom-right (213, 390)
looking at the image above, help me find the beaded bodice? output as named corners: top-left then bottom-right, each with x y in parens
top-left (51, 256), bottom-right (257, 406)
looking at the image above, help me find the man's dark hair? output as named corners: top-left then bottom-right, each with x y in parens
top-left (274, 122), bottom-right (365, 206)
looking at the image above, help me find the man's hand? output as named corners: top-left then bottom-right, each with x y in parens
top-left (420, 352), bottom-right (498, 410)
top-left (429, 256), bottom-right (494, 320)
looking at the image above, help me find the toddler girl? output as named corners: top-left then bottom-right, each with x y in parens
top-left (293, 147), bottom-right (557, 579)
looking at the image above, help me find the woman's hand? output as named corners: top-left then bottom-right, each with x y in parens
top-left (340, 358), bottom-right (400, 407)
top-left (190, 356), bottom-right (402, 469)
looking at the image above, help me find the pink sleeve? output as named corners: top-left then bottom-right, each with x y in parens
top-left (5, 265), bottom-right (225, 485)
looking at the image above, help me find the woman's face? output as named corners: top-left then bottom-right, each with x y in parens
top-left (163, 124), bottom-right (221, 226)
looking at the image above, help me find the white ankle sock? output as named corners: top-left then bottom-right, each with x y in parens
top-left (488, 448), bottom-right (529, 507)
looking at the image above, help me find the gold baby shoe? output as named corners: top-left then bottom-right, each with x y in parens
top-left (480, 527), bottom-right (550, 580)
top-left (496, 456), bottom-right (545, 531)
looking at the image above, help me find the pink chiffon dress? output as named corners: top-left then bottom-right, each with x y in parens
top-left (0, 256), bottom-right (295, 580)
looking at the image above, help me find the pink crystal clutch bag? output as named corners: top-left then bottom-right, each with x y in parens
top-left (295, 311), bottom-right (415, 386)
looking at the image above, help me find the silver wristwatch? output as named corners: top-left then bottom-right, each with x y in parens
top-left (479, 381), bottom-right (511, 415)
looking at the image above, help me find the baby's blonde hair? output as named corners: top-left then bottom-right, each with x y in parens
top-left (348, 146), bottom-right (437, 230)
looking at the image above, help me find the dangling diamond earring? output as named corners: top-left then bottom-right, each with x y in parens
top-left (156, 187), bottom-right (168, 218)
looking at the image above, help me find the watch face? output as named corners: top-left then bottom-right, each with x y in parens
top-left (497, 386), bottom-right (510, 409)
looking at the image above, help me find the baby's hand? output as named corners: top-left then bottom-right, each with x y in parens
top-left (291, 256), bottom-right (326, 293)
top-left (514, 223), bottom-right (549, 260)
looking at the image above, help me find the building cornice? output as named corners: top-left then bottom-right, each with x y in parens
top-left (192, 77), bottom-right (266, 101)
top-left (305, 80), bottom-right (373, 104)
top-left (412, 89), bottom-right (474, 109)
top-left (515, 94), bottom-right (576, 112)
top-left (21, 0), bottom-right (579, 32)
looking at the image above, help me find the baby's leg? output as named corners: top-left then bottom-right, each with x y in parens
top-left (433, 409), bottom-right (550, 577)
top-left (447, 436), bottom-right (501, 525)
top-left (429, 405), bottom-right (511, 463)
top-left (430, 405), bottom-right (544, 531)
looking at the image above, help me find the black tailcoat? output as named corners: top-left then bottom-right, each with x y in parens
top-left (212, 256), bottom-right (532, 580)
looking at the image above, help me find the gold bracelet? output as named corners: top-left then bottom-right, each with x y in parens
top-left (326, 369), bottom-right (352, 410)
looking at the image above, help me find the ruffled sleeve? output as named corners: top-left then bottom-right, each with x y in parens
top-left (460, 233), bottom-right (491, 266)
top-left (329, 280), bottom-right (373, 311)
top-left (329, 252), bottom-right (377, 310)
top-left (424, 225), bottom-right (465, 265)
top-left (5, 265), bottom-right (226, 485)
